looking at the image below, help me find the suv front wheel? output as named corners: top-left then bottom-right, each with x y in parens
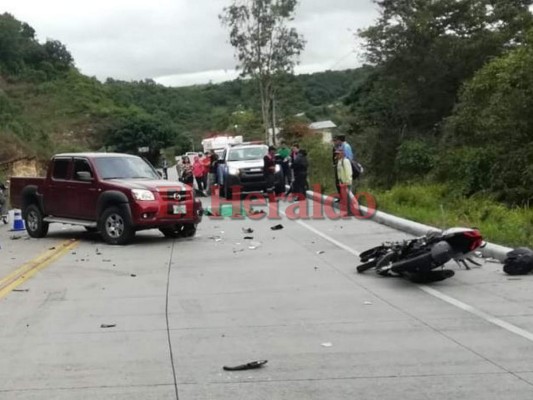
top-left (99, 206), bottom-right (135, 245)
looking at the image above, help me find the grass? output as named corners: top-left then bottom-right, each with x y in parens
top-left (363, 183), bottom-right (533, 248)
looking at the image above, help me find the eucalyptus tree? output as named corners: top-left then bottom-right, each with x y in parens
top-left (220, 0), bottom-right (305, 144)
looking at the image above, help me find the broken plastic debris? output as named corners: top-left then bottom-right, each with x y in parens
top-left (100, 324), bottom-right (116, 328)
top-left (271, 224), bottom-right (284, 231)
top-left (321, 342), bottom-right (333, 348)
top-left (223, 360), bottom-right (268, 371)
top-left (364, 301), bottom-right (373, 305)
top-left (243, 236), bottom-right (254, 240)
top-left (130, 274), bottom-right (137, 277)
top-left (242, 228), bottom-right (254, 234)
top-left (316, 250), bottom-right (325, 255)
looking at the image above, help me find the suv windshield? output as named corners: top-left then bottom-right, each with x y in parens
top-left (228, 146), bottom-right (267, 161)
top-left (93, 156), bottom-right (160, 180)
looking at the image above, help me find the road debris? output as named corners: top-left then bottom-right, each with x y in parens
top-left (100, 324), bottom-right (116, 328)
top-left (10, 235), bottom-right (21, 240)
top-left (243, 236), bottom-right (254, 240)
top-left (321, 342), bottom-right (333, 348)
top-left (242, 228), bottom-right (254, 234)
top-left (248, 241), bottom-right (262, 250)
top-left (316, 250), bottom-right (325, 255)
top-left (130, 274), bottom-right (137, 277)
top-left (364, 301), bottom-right (373, 305)
top-left (12, 289), bottom-right (29, 292)
top-left (271, 224), bottom-right (284, 231)
top-left (223, 360), bottom-right (268, 371)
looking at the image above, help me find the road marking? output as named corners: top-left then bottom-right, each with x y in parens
top-left (283, 211), bottom-right (533, 344)
top-left (0, 239), bottom-right (79, 298)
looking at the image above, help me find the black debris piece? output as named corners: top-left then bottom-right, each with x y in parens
top-left (243, 236), bottom-right (254, 240)
top-left (223, 360), bottom-right (268, 371)
top-left (271, 224), bottom-right (284, 231)
top-left (100, 324), bottom-right (116, 328)
top-left (242, 228), bottom-right (254, 234)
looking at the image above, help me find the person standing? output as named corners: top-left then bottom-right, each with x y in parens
top-left (277, 141), bottom-right (291, 186)
top-left (263, 146), bottom-right (277, 195)
top-left (0, 181), bottom-right (7, 224)
top-left (336, 149), bottom-right (353, 213)
top-left (291, 149), bottom-right (308, 201)
top-left (162, 157), bottom-right (169, 180)
top-left (201, 153), bottom-right (211, 193)
top-left (181, 156), bottom-right (194, 186)
top-left (192, 156), bottom-right (205, 194)
top-left (207, 151), bottom-right (219, 195)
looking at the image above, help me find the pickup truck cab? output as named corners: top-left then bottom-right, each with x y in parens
top-left (9, 153), bottom-right (203, 245)
top-left (217, 143), bottom-right (285, 199)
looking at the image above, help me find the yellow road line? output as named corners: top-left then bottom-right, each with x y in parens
top-left (0, 239), bottom-right (79, 298)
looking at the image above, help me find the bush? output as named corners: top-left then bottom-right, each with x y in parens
top-left (395, 140), bottom-right (435, 180)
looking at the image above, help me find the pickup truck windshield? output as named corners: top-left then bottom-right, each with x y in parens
top-left (228, 146), bottom-right (267, 161)
top-left (93, 157), bottom-right (159, 180)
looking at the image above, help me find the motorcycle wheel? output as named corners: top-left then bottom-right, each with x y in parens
top-left (390, 251), bottom-right (434, 274)
top-left (407, 269), bottom-right (455, 284)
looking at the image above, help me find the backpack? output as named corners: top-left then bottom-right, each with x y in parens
top-left (351, 160), bottom-right (364, 179)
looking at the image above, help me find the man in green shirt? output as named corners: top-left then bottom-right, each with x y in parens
top-left (277, 141), bottom-right (291, 186)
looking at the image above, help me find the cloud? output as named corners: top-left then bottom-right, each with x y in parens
top-left (1, 0), bottom-right (378, 85)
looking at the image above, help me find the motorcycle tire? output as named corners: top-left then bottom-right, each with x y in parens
top-left (407, 269), bottom-right (455, 284)
top-left (390, 251), bottom-right (434, 274)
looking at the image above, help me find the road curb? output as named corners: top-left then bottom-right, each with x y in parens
top-left (298, 187), bottom-right (513, 262)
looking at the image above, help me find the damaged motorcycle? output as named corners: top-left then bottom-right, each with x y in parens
top-left (356, 227), bottom-right (484, 283)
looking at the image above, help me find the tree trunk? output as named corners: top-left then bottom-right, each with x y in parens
top-left (258, 78), bottom-right (270, 143)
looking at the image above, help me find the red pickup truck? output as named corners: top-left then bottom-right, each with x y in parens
top-left (9, 153), bottom-right (203, 245)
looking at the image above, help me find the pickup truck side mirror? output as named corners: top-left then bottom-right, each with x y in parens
top-left (76, 171), bottom-right (93, 182)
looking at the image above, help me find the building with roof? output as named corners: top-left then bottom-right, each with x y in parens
top-left (309, 120), bottom-right (337, 144)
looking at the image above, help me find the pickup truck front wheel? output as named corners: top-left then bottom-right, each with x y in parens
top-left (99, 206), bottom-right (135, 245)
top-left (159, 223), bottom-right (197, 238)
top-left (25, 204), bottom-right (49, 238)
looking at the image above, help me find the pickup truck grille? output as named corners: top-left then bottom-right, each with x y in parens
top-left (240, 168), bottom-right (265, 183)
top-left (162, 189), bottom-right (191, 202)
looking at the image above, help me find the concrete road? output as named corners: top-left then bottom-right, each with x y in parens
top-left (1, 196), bottom-right (533, 399)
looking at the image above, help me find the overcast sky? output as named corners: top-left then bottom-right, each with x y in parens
top-left (1, 0), bottom-right (378, 87)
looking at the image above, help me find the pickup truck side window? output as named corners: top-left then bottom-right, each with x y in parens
top-left (73, 159), bottom-right (93, 181)
top-left (52, 158), bottom-right (70, 180)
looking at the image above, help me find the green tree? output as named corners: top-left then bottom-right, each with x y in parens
top-left (220, 0), bottom-right (305, 145)
top-left (350, 0), bottom-right (533, 186)
top-left (444, 31), bottom-right (533, 204)
top-left (104, 114), bottom-right (176, 165)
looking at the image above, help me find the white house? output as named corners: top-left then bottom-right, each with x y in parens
top-left (309, 120), bottom-right (337, 144)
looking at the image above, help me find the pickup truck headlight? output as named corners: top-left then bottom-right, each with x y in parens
top-left (229, 167), bottom-right (240, 176)
top-left (275, 164), bottom-right (281, 173)
top-left (132, 189), bottom-right (155, 201)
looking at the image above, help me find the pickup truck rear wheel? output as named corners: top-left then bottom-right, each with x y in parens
top-left (159, 223), bottom-right (197, 238)
top-left (25, 204), bottom-right (49, 238)
top-left (99, 206), bottom-right (135, 245)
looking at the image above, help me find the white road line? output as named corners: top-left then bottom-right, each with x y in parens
top-left (283, 211), bottom-right (533, 344)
